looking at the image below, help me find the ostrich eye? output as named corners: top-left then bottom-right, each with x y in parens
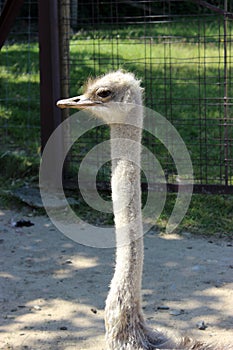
top-left (96, 89), bottom-right (112, 98)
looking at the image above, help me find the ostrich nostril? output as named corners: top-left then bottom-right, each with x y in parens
top-left (72, 97), bottom-right (81, 102)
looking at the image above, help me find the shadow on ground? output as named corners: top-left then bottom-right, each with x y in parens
top-left (0, 209), bottom-right (232, 350)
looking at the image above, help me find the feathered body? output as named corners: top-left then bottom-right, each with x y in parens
top-left (57, 71), bottom-right (231, 350)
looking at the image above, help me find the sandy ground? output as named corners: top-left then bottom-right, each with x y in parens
top-left (0, 208), bottom-right (232, 350)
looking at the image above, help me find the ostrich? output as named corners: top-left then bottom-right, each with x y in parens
top-left (57, 70), bottom-right (228, 350)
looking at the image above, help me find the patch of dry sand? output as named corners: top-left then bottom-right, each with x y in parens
top-left (0, 210), bottom-right (232, 349)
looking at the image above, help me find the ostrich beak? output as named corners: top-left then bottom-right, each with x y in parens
top-left (56, 95), bottom-right (102, 109)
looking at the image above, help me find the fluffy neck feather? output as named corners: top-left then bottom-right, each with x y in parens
top-left (105, 104), bottom-right (144, 323)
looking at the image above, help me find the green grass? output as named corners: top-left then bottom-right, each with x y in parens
top-left (157, 193), bottom-right (233, 237)
top-left (0, 18), bottom-right (233, 237)
top-left (66, 190), bottom-right (233, 238)
top-left (0, 43), bottom-right (40, 153)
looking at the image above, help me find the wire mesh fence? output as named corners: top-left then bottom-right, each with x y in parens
top-left (64, 0), bottom-right (233, 193)
top-left (0, 0), bottom-right (233, 192)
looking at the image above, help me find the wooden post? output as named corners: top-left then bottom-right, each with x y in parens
top-left (58, 0), bottom-right (71, 180)
top-left (59, 0), bottom-right (70, 121)
top-left (38, 0), bottom-right (64, 188)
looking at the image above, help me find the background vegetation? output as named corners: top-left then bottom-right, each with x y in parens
top-left (0, 8), bottom-right (233, 237)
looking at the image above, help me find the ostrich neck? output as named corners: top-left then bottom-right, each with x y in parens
top-left (109, 118), bottom-right (143, 303)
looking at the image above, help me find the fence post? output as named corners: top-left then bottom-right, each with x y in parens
top-left (58, 0), bottom-right (70, 181)
top-left (223, 0), bottom-right (229, 188)
top-left (38, 0), bottom-right (64, 188)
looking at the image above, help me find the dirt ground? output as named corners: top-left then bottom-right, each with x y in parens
top-left (0, 208), bottom-right (232, 350)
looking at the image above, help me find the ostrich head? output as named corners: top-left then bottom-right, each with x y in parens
top-left (57, 70), bottom-right (143, 124)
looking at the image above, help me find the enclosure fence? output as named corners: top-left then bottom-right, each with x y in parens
top-left (0, 0), bottom-right (233, 193)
